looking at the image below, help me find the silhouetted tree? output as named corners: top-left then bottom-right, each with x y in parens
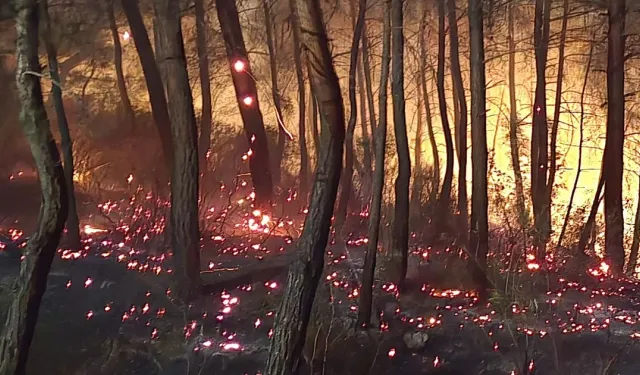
top-left (195, 0), bottom-right (212, 175)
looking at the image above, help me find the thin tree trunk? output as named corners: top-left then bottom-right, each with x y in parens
top-left (604, 0), bottom-right (625, 273)
top-left (215, 0), bottom-right (273, 206)
top-left (627, 175), bottom-right (640, 276)
top-left (411, 83), bottom-right (424, 210)
top-left (263, 0), bottom-right (289, 186)
top-left (357, 0), bottom-right (390, 329)
top-left (557, 36), bottom-right (593, 250)
top-left (448, 0), bottom-right (468, 240)
top-left (310, 83), bottom-right (320, 163)
top-left (333, 0), bottom-right (366, 233)
top-left (40, 0), bottom-right (80, 251)
top-left (264, 0), bottom-right (345, 371)
top-left (290, 0), bottom-right (309, 198)
top-left (357, 53), bottom-right (372, 180)
top-left (578, 174), bottom-right (604, 254)
top-left (468, 0), bottom-right (489, 300)
top-left (0, 1), bottom-right (69, 372)
top-left (121, 0), bottom-right (173, 172)
top-left (390, 0), bottom-right (410, 288)
top-left (361, 26), bottom-right (377, 155)
top-left (106, 0), bottom-right (135, 129)
top-left (154, 0), bottom-right (201, 302)
top-left (195, 0), bottom-right (212, 176)
top-left (437, 0), bottom-right (454, 215)
top-left (507, 1), bottom-right (526, 227)
top-left (531, 0), bottom-right (551, 260)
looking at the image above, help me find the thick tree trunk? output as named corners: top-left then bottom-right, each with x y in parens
top-left (290, 0), bottom-right (309, 198)
top-left (333, 0), bottom-right (366, 234)
top-left (121, 0), bottom-right (173, 172)
top-left (531, 0), bottom-right (551, 260)
top-left (215, 0), bottom-right (273, 206)
top-left (627, 178), bottom-right (640, 276)
top-left (390, 0), bottom-right (410, 288)
top-left (468, 0), bottom-right (490, 299)
top-left (357, 0), bottom-right (390, 329)
top-left (195, 0), bottom-right (212, 176)
top-left (436, 0), bottom-right (454, 215)
top-left (507, 2), bottom-right (527, 227)
top-left (0, 1), bottom-right (69, 372)
top-left (40, 0), bottom-right (81, 251)
top-left (264, 0), bottom-right (345, 371)
top-left (448, 0), bottom-right (468, 240)
top-left (263, 0), bottom-right (289, 186)
top-left (154, 0), bottom-right (201, 302)
top-left (106, 0), bottom-right (136, 129)
top-left (361, 26), bottom-right (377, 156)
top-left (604, 0), bottom-right (626, 273)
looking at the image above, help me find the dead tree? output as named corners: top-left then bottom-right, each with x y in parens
top-left (154, 0), bottom-right (201, 302)
top-left (357, 0), bottom-right (390, 328)
top-left (40, 0), bottom-right (81, 250)
top-left (0, 0), bottom-right (69, 372)
top-left (195, 0), bottom-right (212, 176)
top-left (264, 0), bottom-right (345, 371)
top-left (215, 0), bottom-right (273, 206)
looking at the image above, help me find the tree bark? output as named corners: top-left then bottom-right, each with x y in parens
top-left (531, 0), bottom-right (551, 260)
top-left (357, 53), bottom-right (372, 181)
top-left (0, 1), bottom-right (69, 372)
top-left (390, 0), bottom-right (410, 288)
top-left (195, 0), bottom-right (212, 176)
top-left (411, 80), bottom-right (424, 211)
top-left (121, 0), bottom-right (173, 172)
top-left (154, 0), bottom-right (201, 302)
top-left (106, 0), bottom-right (136, 129)
top-left (40, 0), bottom-right (81, 251)
top-left (468, 0), bottom-right (489, 299)
top-left (357, 0), bottom-right (389, 328)
top-left (215, 0), bottom-right (273, 206)
top-left (604, 0), bottom-right (625, 273)
top-left (578, 174), bottom-right (604, 254)
top-left (448, 0), bottom-right (468, 239)
top-left (310, 83), bottom-right (320, 163)
top-left (507, 1), bottom-right (527, 227)
top-left (627, 175), bottom-right (640, 276)
top-left (264, 0), bottom-right (345, 371)
top-left (361, 25), bottom-right (377, 156)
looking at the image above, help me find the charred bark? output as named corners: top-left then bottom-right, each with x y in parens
top-left (627, 178), bottom-right (640, 276)
top-left (578, 174), bottom-right (604, 254)
top-left (195, 0), bottom-right (212, 176)
top-left (361, 25), bottom-right (377, 156)
top-left (357, 53), bottom-right (373, 181)
top-left (154, 0), bottom-right (201, 302)
top-left (0, 0), bottom-right (69, 372)
top-left (264, 0), bottom-right (345, 371)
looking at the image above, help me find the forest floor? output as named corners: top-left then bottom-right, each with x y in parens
top-left (2, 178), bottom-right (640, 375)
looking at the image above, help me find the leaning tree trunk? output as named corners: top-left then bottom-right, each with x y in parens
top-left (604, 0), bottom-right (626, 273)
top-left (361, 25), bottom-right (377, 155)
top-left (289, 0), bottom-right (310, 198)
top-left (0, 1), bottom-right (69, 372)
top-left (310, 83), bottom-right (321, 163)
top-left (40, 0), bottom-right (81, 251)
top-left (264, 0), bottom-right (345, 371)
top-left (436, 0), bottom-right (454, 217)
top-left (531, 0), bottom-right (551, 261)
top-left (333, 0), bottom-right (366, 234)
top-left (215, 0), bottom-right (273, 206)
top-left (390, 0), bottom-right (410, 289)
top-left (106, 0), bottom-right (136, 129)
top-left (121, 0), bottom-right (173, 172)
top-left (578, 174), bottom-right (604, 254)
top-left (195, 0), bottom-right (212, 176)
top-left (357, 0), bottom-right (390, 328)
top-left (627, 177), bottom-right (640, 276)
top-left (154, 0), bottom-right (201, 302)
top-left (468, 0), bottom-right (490, 300)
top-left (448, 0), bottom-right (468, 241)
top-left (357, 53), bottom-right (373, 181)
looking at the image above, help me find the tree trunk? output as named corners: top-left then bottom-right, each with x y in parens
top-left (390, 0), bottom-right (410, 288)
top-left (357, 0), bottom-right (390, 329)
top-left (264, 0), bottom-right (345, 371)
top-left (121, 0), bottom-right (173, 172)
top-left (106, 0), bottom-right (136, 129)
top-left (436, 0), bottom-right (454, 215)
top-left (531, 0), bottom-right (551, 260)
top-left (154, 0), bottom-right (201, 302)
top-left (578, 174), bottom-right (604, 254)
top-left (627, 176), bottom-right (640, 276)
top-left (333, 0), bottom-right (366, 234)
top-left (0, 1), bottom-right (69, 372)
top-left (468, 0), bottom-right (489, 299)
top-left (310, 83), bottom-right (320, 163)
top-left (215, 0), bottom-right (273, 206)
top-left (411, 82), bottom-right (424, 211)
top-left (604, 0), bottom-right (625, 273)
top-left (357, 53), bottom-right (373, 181)
top-left (290, 0), bottom-right (309, 198)
top-left (361, 26), bottom-right (377, 156)
top-left (195, 0), bottom-right (212, 176)
top-left (448, 0), bottom-right (468, 241)
top-left (263, 0), bottom-right (289, 186)
top-left (507, 1), bottom-right (527, 227)
top-left (40, 0), bottom-right (80, 251)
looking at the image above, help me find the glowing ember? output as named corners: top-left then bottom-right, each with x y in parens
top-left (83, 225), bottom-right (107, 235)
top-left (122, 31), bottom-right (130, 40)
top-left (242, 96), bottom-right (253, 106)
top-left (233, 60), bottom-right (246, 72)
top-left (84, 278), bottom-right (93, 288)
top-left (222, 342), bottom-right (241, 351)
top-left (387, 348), bottom-right (396, 358)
